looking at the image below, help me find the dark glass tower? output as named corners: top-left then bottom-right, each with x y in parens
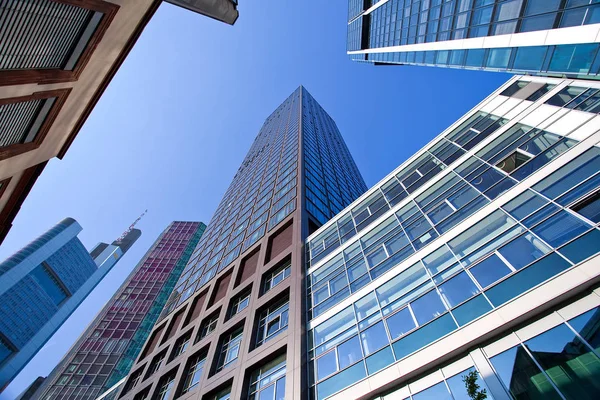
top-left (37, 222), bottom-right (205, 400)
top-left (348, 0), bottom-right (600, 78)
top-left (117, 87), bottom-right (366, 400)
top-left (0, 218), bottom-right (140, 393)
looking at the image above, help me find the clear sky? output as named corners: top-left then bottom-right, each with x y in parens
top-left (0, 1), bottom-right (510, 398)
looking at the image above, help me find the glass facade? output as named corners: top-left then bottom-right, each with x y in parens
top-left (348, 0), bottom-right (600, 78)
top-left (306, 76), bottom-right (600, 399)
top-left (373, 302), bottom-right (600, 400)
top-left (39, 222), bottom-right (204, 400)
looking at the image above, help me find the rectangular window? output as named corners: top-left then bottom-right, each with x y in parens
top-left (154, 373), bottom-right (175, 400)
top-left (197, 312), bottom-right (219, 342)
top-left (0, 0), bottom-right (118, 84)
top-left (216, 328), bottom-right (243, 371)
top-left (248, 355), bottom-right (286, 400)
top-left (169, 331), bottom-right (192, 361)
top-left (228, 288), bottom-right (251, 319)
top-left (256, 299), bottom-right (289, 346)
top-left (145, 351), bottom-right (166, 378)
top-left (181, 351), bottom-right (207, 394)
top-left (262, 259), bottom-right (291, 294)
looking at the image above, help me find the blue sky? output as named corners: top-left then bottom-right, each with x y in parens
top-left (0, 1), bottom-right (510, 398)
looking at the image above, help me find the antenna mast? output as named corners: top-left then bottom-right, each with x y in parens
top-left (116, 210), bottom-right (147, 242)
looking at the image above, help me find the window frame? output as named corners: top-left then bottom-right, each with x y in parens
top-left (0, 0), bottom-right (119, 86)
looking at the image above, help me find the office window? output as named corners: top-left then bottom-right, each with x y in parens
top-left (216, 328), bottom-right (243, 371)
top-left (123, 368), bottom-right (144, 394)
top-left (170, 331), bottom-right (192, 361)
top-left (228, 288), bottom-right (251, 319)
top-left (263, 259), bottom-right (291, 294)
top-left (256, 299), bottom-right (289, 346)
top-left (247, 355), bottom-right (286, 400)
top-left (181, 351), bottom-right (207, 394)
top-left (207, 387), bottom-right (231, 400)
top-left (145, 351), bottom-right (166, 378)
top-left (571, 190), bottom-right (600, 223)
top-left (154, 373), bottom-right (176, 400)
top-left (197, 312), bottom-right (219, 342)
top-left (496, 150), bottom-right (532, 173)
top-left (133, 388), bottom-right (150, 400)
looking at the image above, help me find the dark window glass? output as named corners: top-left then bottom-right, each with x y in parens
top-left (525, 324), bottom-right (600, 399)
top-left (568, 307), bottom-right (600, 355)
top-left (490, 345), bottom-right (562, 399)
top-left (559, 229), bottom-right (600, 264)
top-left (571, 191), bottom-right (600, 223)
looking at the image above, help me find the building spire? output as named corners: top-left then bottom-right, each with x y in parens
top-left (116, 210), bottom-right (147, 242)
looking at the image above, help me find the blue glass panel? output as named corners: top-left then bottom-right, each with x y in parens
top-left (30, 265), bottom-right (68, 305)
top-left (338, 335), bottom-right (363, 370)
top-left (568, 307), bottom-right (600, 354)
top-left (436, 196), bottom-right (489, 234)
top-left (469, 254), bottom-right (512, 288)
top-left (438, 271), bottom-right (479, 307)
top-left (485, 253), bottom-right (571, 307)
top-left (556, 174), bottom-right (600, 207)
top-left (316, 362), bottom-right (366, 400)
top-left (316, 351), bottom-right (337, 381)
top-left (533, 148), bottom-right (600, 200)
top-left (490, 345), bottom-right (562, 399)
top-left (411, 290), bottom-right (447, 325)
top-left (486, 48), bottom-right (512, 69)
top-left (386, 307), bottom-right (416, 340)
top-left (446, 368), bottom-right (490, 400)
top-left (422, 245), bottom-right (456, 276)
top-left (503, 190), bottom-right (548, 220)
top-left (359, 321), bottom-right (389, 356)
top-left (522, 203), bottom-right (561, 228)
top-left (525, 324), bottom-right (600, 399)
top-left (549, 43), bottom-right (599, 73)
top-left (558, 229), bottom-right (600, 264)
top-left (365, 346), bottom-right (395, 375)
top-left (0, 339), bottom-right (12, 364)
top-left (484, 177), bottom-right (517, 200)
top-left (412, 382), bottom-right (452, 400)
top-left (498, 233), bottom-right (551, 270)
top-left (392, 314), bottom-right (457, 360)
top-left (452, 294), bottom-right (493, 326)
top-left (513, 46), bottom-right (547, 71)
top-left (532, 211), bottom-right (591, 247)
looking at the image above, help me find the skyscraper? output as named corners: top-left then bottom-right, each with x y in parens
top-left (0, 0), bottom-right (238, 245)
top-left (347, 0), bottom-right (600, 78)
top-left (37, 221), bottom-right (206, 400)
top-left (305, 76), bottom-right (600, 399)
top-left (0, 218), bottom-right (140, 392)
top-left (116, 87), bottom-right (367, 400)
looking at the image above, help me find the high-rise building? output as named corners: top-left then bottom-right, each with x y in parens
top-left (116, 87), bottom-right (367, 400)
top-left (0, 218), bottom-right (140, 392)
top-left (0, 0), bottom-right (238, 245)
top-left (305, 76), bottom-right (600, 400)
top-left (347, 0), bottom-right (600, 78)
top-left (37, 222), bottom-right (206, 400)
